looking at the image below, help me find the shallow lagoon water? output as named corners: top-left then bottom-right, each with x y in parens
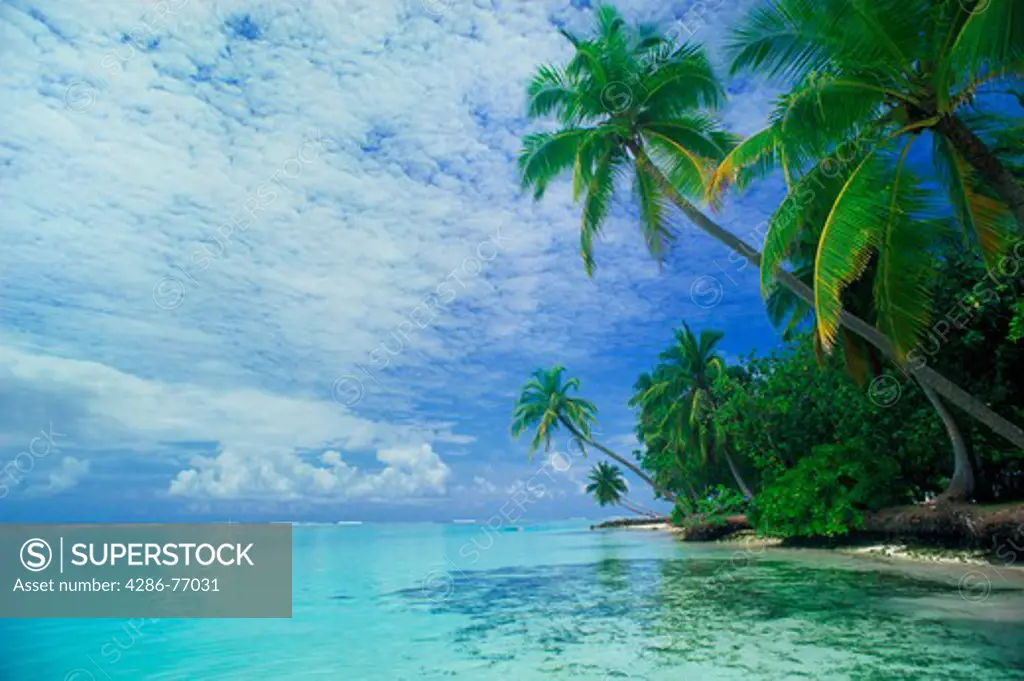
top-left (2, 522), bottom-right (1022, 680)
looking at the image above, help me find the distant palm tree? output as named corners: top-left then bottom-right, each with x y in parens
top-left (633, 323), bottom-right (754, 498)
top-left (720, 0), bottom-right (1024, 356)
top-left (585, 462), bottom-right (659, 516)
top-left (518, 3), bottom-right (1024, 451)
top-left (511, 366), bottom-right (678, 502)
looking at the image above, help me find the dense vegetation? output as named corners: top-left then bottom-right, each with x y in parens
top-left (511, 2), bottom-right (1024, 539)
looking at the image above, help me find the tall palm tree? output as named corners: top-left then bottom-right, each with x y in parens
top-left (633, 323), bottom-right (754, 498)
top-left (510, 366), bottom-right (678, 502)
top-left (518, 3), bottom-right (1024, 451)
top-left (585, 462), bottom-right (660, 516)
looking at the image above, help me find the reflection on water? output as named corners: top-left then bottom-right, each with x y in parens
top-left (397, 552), bottom-right (1024, 680)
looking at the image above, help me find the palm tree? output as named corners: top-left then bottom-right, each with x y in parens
top-left (725, 0), bottom-right (1024, 229)
top-left (510, 366), bottom-right (678, 502)
top-left (633, 323), bottom-right (754, 498)
top-left (585, 462), bottom-right (660, 516)
top-left (518, 3), bottom-right (1024, 451)
top-left (719, 0), bottom-right (1023, 360)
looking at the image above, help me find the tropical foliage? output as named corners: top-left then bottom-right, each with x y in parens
top-left (511, 366), bottom-right (678, 502)
top-left (750, 441), bottom-right (901, 538)
top-left (586, 462), bottom-right (629, 506)
top-left (585, 462), bottom-right (658, 516)
top-left (518, 2), bottom-right (1024, 456)
top-left (510, 2), bottom-right (1024, 538)
top-left (631, 323), bottom-right (753, 498)
top-left (718, 0), bottom-right (1024, 357)
top-left (519, 4), bottom-right (731, 273)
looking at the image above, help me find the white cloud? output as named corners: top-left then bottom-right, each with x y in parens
top-left (0, 344), bottom-right (465, 455)
top-left (27, 456), bottom-right (91, 496)
top-left (169, 443), bottom-right (451, 501)
top-left (471, 475), bottom-right (498, 495)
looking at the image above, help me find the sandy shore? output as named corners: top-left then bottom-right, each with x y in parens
top-left (601, 522), bottom-right (1024, 574)
top-left (616, 521), bottom-right (679, 532)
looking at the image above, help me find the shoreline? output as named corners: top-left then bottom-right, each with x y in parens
top-left (591, 508), bottom-right (1024, 572)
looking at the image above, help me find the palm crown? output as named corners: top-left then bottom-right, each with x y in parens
top-left (715, 0), bottom-right (1024, 357)
top-left (510, 366), bottom-right (597, 456)
top-left (632, 323), bottom-right (726, 463)
top-left (519, 4), bottom-right (734, 273)
top-left (632, 323), bottom-right (753, 497)
top-left (586, 461), bottom-right (629, 507)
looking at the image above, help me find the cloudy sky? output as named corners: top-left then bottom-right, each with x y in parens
top-left (0, 0), bottom-right (787, 522)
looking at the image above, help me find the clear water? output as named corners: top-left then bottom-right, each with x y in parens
top-left (2, 522), bottom-right (1023, 680)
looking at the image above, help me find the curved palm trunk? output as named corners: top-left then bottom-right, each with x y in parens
top-left (557, 415), bottom-right (679, 503)
top-left (722, 448), bottom-right (754, 500)
top-left (935, 114), bottom-right (1024, 229)
top-left (620, 498), bottom-right (660, 518)
top-left (920, 382), bottom-right (975, 501)
top-left (631, 147), bottom-right (1024, 452)
top-left (625, 496), bottom-right (662, 517)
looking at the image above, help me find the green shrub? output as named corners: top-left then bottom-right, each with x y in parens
top-left (696, 484), bottom-right (749, 516)
top-left (750, 440), bottom-right (900, 537)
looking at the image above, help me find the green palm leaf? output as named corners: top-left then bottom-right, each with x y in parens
top-left (519, 129), bottom-right (595, 199)
top-left (814, 142), bottom-right (937, 356)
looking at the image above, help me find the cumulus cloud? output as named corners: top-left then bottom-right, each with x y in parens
top-left (27, 456), bottom-right (91, 496)
top-left (168, 443), bottom-right (451, 501)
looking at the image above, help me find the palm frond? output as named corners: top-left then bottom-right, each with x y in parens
top-left (932, 133), bottom-right (1014, 266)
top-left (815, 143), bottom-right (937, 355)
top-left (760, 147), bottom-right (869, 294)
top-left (580, 146), bottom-right (624, 275)
top-left (519, 129), bottom-right (596, 199)
top-left (633, 155), bottom-right (673, 266)
top-left (946, 1), bottom-right (1024, 103)
top-left (707, 126), bottom-right (782, 205)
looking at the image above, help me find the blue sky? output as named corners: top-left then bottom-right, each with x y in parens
top-left (0, 0), bottom-right (790, 522)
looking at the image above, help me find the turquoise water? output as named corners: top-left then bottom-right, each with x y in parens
top-left (2, 522), bottom-right (1023, 680)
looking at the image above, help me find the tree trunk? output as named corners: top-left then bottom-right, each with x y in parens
top-left (920, 383), bottom-right (975, 502)
top-left (557, 416), bottom-right (679, 503)
top-left (684, 480), bottom-right (700, 503)
top-left (723, 448), bottom-right (754, 499)
top-left (616, 501), bottom-right (647, 517)
top-left (621, 498), bottom-right (660, 518)
top-left (631, 147), bottom-right (1024, 452)
top-left (934, 114), bottom-right (1024, 229)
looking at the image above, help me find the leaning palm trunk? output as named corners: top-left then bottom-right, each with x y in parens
top-left (557, 415), bottom-right (679, 503)
top-left (722, 448), bottom-right (754, 500)
top-left (620, 498), bottom-right (661, 518)
top-left (920, 383), bottom-right (975, 501)
top-left (631, 146), bottom-right (1024, 453)
top-left (936, 114), bottom-right (1024, 229)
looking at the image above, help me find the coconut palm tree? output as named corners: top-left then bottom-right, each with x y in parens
top-left (633, 323), bottom-right (754, 498)
top-left (585, 462), bottom-right (660, 516)
top-left (719, 0), bottom-right (1023, 357)
top-left (510, 365), bottom-right (678, 502)
top-left (518, 3), bottom-right (1024, 451)
top-left (724, 0), bottom-right (1024, 230)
